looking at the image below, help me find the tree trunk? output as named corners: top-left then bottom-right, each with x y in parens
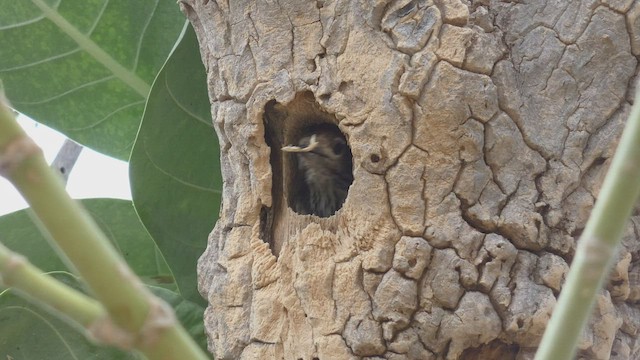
top-left (180, 1), bottom-right (640, 359)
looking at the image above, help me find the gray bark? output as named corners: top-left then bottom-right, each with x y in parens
top-left (181, 0), bottom-right (640, 359)
top-left (50, 139), bottom-right (82, 184)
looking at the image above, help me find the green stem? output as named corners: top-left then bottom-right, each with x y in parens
top-left (0, 90), bottom-right (208, 359)
top-left (142, 326), bottom-right (210, 360)
top-left (0, 242), bottom-right (105, 327)
top-left (535, 93), bottom-right (640, 359)
top-left (0, 105), bottom-right (151, 332)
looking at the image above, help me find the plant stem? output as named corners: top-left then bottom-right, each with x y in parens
top-left (535, 93), bottom-right (640, 359)
top-left (0, 100), bottom-right (151, 333)
top-left (0, 91), bottom-right (208, 359)
top-left (0, 242), bottom-right (105, 327)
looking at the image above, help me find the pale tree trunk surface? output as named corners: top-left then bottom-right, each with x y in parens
top-left (180, 1), bottom-right (640, 359)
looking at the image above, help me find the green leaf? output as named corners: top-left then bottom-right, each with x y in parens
top-left (0, 274), bottom-right (209, 359)
top-left (0, 272), bottom-right (142, 360)
top-left (0, 0), bottom-right (185, 160)
top-left (0, 198), bottom-right (174, 289)
top-left (130, 24), bottom-right (221, 307)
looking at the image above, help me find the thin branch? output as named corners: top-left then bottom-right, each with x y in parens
top-left (51, 139), bottom-right (83, 184)
top-left (535, 91), bottom-right (640, 359)
top-left (0, 242), bottom-right (105, 327)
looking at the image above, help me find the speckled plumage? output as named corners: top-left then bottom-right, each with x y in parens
top-left (292, 128), bottom-right (353, 217)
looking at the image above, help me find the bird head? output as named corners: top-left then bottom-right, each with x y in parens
top-left (281, 125), bottom-right (354, 216)
top-left (282, 127), bottom-right (352, 183)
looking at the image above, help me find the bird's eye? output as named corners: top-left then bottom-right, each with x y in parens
top-left (332, 141), bottom-right (345, 155)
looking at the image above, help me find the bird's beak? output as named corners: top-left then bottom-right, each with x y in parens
top-left (282, 134), bottom-right (318, 153)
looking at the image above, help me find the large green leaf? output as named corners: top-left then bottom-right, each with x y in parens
top-left (0, 272), bottom-right (142, 360)
top-left (130, 24), bottom-right (221, 306)
top-left (0, 198), bottom-right (210, 357)
top-left (0, 198), bottom-right (174, 289)
top-left (0, 0), bottom-right (185, 160)
top-left (0, 273), bottom-right (209, 359)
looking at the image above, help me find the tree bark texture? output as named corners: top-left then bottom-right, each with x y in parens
top-left (181, 1), bottom-right (640, 359)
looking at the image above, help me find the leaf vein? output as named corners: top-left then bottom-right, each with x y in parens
top-left (30, 0), bottom-right (151, 97)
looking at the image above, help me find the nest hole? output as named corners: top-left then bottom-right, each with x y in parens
top-left (263, 92), bottom-right (354, 219)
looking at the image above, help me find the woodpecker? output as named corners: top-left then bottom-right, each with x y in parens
top-left (282, 126), bottom-right (353, 217)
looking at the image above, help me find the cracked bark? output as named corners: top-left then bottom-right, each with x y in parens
top-left (181, 1), bottom-right (640, 359)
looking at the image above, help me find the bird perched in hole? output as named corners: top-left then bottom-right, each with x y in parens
top-left (282, 126), bottom-right (353, 217)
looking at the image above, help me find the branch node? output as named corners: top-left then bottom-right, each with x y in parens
top-left (0, 252), bottom-right (27, 286)
top-left (88, 295), bottom-right (176, 350)
top-left (0, 136), bottom-right (42, 178)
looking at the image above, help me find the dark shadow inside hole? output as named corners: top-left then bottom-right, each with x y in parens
top-left (260, 100), bottom-right (283, 255)
top-left (259, 205), bottom-right (274, 253)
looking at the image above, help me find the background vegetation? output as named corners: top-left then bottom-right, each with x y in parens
top-left (0, 2), bottom-right (219, 358)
